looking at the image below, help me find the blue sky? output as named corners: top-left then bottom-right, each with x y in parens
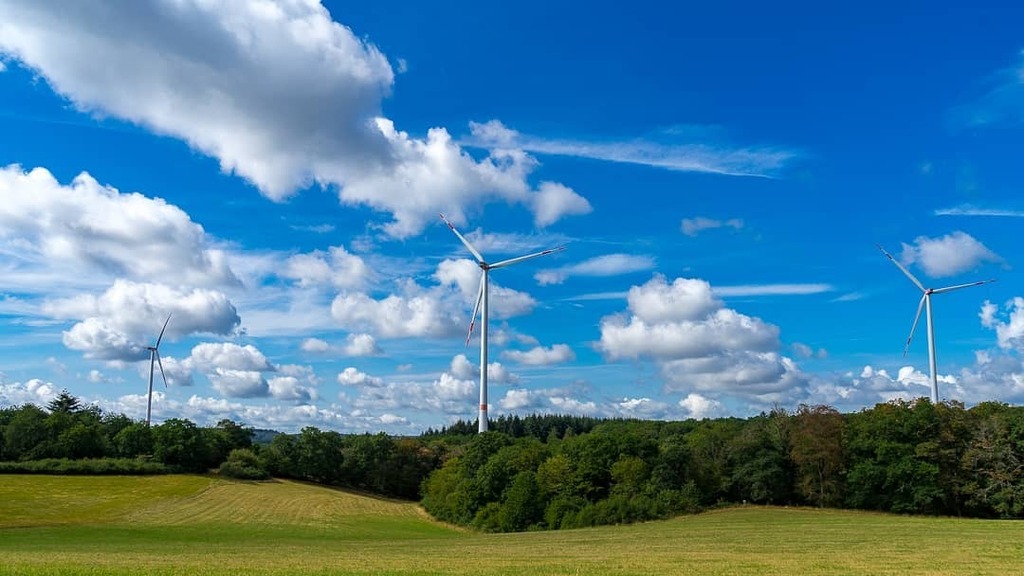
top-left (1, 0), bottom-right (1022, 432)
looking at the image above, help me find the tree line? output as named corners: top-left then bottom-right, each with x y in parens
top-left (419, 400), bottom-right (1024, 531)
top-left (3, 391), bottom-right (1024, 530)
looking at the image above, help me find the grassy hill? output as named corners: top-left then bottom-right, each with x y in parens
top-left (2, 474), bottom-right (1023, 575)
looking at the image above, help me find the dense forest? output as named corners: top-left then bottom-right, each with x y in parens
top-left (3, 391), bottom-right (1024, 531)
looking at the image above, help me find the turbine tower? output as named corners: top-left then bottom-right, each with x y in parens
top-left (440, 214), bottom-right (564, 433)
top-left (145, 314), bottom-right (172, 426)
top-left (878, 245), bottom-right (994, 403)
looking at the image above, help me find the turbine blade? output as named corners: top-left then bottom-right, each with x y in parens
top-left (466, 274), bottom-right (485, 346)
top-left (439, 213), bottom-right (485, 263)
top-left (490, 246), bottom-right (566, 269)
top-left (904, 295), bottom-right (926, 357)
top-left (877, 244), bottom-right (925, 292)
top-left (155, 313), bottom-right (172, 348)
top-left (156, 352), bottom-right (169, 388)
top-left (931, 279), bottom-right (996, 295)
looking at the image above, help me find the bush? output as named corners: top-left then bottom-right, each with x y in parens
top-left (218, 448), bottom-right (270, 480)
top-left (0, 457), bottom-right (171, 475)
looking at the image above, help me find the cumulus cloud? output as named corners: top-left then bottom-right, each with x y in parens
top-left (300, 333), bottom-right (380, 356)
top-left (0, 379), bottom-right (58, 406)
top-left (678, 393), bottom-right (725, 419)
top-left (189, 342), bottom-right (273, 372)
top-left (337, 367), bottom-right (383, 387)
top-left (599, 275), bottom-right (799, 400)
top-left (531, 182), bottom-right (592, 227)
top-left (0, 3), bottom-right (589, 237)
top-left (342, 333), bottom-right (380, 356)
top-left (900, 232), bottom-right (1001, 278)
top-left (502, 344), bottom-right (575, 366)
top-left (207, 369), bottom-right (269, 398)
top-left (535, 254), bottom-right (655, 285)
top-left (612, 397), bottom-right (672, 419)
top-left (46, 280), bottom-right (241, 361)
top-left (681, 217), bottom-right (744, 237)
top-left (282, 246), bottom-right (369, 289)
top-left (448, 354), bottom-right (518, 384)
top-left (301, 338), bottom-right (330, 353)
top-left (0, 166), bottom-right (237, 289)
top-left (980, 298), bottom-right (1024, 352)
top-left (268, 376), bottom-right (316, 403)
top-left (331, 291), bottom-right (459, 338)
top-left (434, 258), bottom-right (538, 319)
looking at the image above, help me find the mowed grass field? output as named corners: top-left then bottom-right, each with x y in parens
top-left (2, 475), bottom-right (1023, 576)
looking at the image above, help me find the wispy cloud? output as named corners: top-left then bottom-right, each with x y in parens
top-left (935, 205), bottom-right (1024, 217)
top-left (562, 291), bottom-right (629, 302)
top-left (951, 52), bottom-right (1024, 128)
top-left (681, 217), bottom-right (744, 237)
top-left (467, 120), bottom-right (800, 178)
top-left (536, 254), bottom-right (655, 285)
top-left (714, 284), bottom-right (834, 297)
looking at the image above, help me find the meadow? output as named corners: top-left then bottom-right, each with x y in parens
top-left (2, 475), bottom-right (1023, 576)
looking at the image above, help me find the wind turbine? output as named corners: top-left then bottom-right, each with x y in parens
top-left (440, 214), bottom-right (564, 433)
top-left (878, 245), bottom-right (994, 404)
top-left (145, 314), bottom-right (172, 426)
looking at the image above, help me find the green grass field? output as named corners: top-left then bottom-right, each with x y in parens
top-left (2, 475), bottom-right (1022, 575)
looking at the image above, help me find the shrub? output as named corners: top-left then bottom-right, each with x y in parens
top-left (218, 448), bottom-right (270, 480)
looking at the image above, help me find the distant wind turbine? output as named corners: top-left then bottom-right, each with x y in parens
top-left (440, 214), bottom-right (564, 433)
top-left (145, 314), bottom-right (172, 426)
top-left (878, 245), bottom-right (994, 403)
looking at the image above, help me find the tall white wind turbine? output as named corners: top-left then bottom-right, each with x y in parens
top-left (878, 245), bottom-right (994, 404)
top-left (145, 314), bottom-right (172, 427)
top-left (440, 214), bottom-right (565, 433)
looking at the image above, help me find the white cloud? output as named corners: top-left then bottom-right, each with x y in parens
top-left (149, 355), bottom-right (195, 388)
top-left (301, 338), bottom-right (330, 353)
top-left (299, 333), bottom-right (380, 356)
top-left (46, 280), bottom-right (240, 361)
top-left (981, 298), bottom-right (1024, 352)
top-left (792, 343), bottom-right (814, 359)
top-left (936, 205), bottom-right (1024, 217)
top-left (0, 0), bottom-right (393, 200)
top-left (0, 3), bottom-right (588, 238)
top-left (714, 284), bottom-right (833, 297)
top-left (0, 166), bottom-right (237, 289)
top-left (208, 369), bottom-right (269, 398)
top-left (499, 388), bottom-right (536, 410)
top-left (468, 120), bottom-right (799, 178)
top-left (0, 379), bottom-right (58, 406)
top-left (330, 291), bottom-right (458, 338)
top-left (900, 231), bottom-right (1001, 278)
top-left (951, 53), bottom-right (1024, 127)
top-left (342, 333), bottom-right (380, 356)
top-left (337, 367), bottom-right (382, 387)
top-left (612, 397), bottom-right (671, 419)
top-left (535, 254), bottom-right (655, 285)
top-left (283, 246), bottom-right (369, 289)
top-left (681, 217), bottom-right (744, 237)
top-left (678, 393), bottom-right (725, 419)
top-left (447, 353), bottom-right (517, 384)
top-left (449, 354), bottom-right (477, 380)
top-left (531, 182), bottom-right (592, 227)
top-left (502, 344), bottom-right (575, 366)
top-left (599, 275), bottom-right (798, 400)
top-left (268, 376), bottom-right (316, 403)
top-left (190, 342), bottom-right (273, 372)
top-left (434, 258), bottom-right (538, 320)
